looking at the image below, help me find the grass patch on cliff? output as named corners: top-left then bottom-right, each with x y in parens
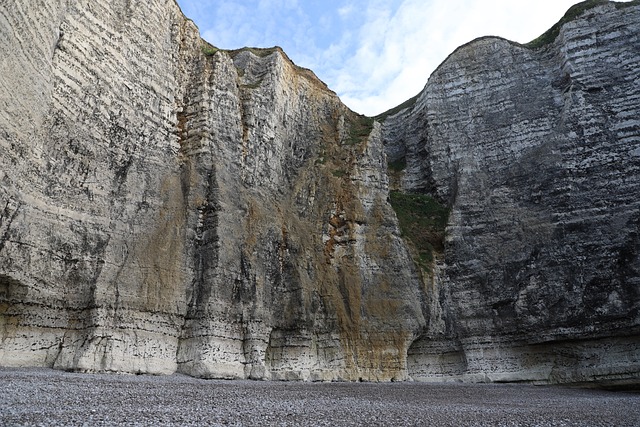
top-left (202, 44), bottom-right (283, 59)
top-left (525, 0), bottom-right (638, 49)
top-left (375, 94), bottom-right (420, 122)
top-left (389, 191), bottom-right (449, 269)
top-left (345, 114), bottom-right (375, 145)
top-left (201, 42), bottom-right (219, 57)
top-left (615, 0), bottom-right (640, 8)
top-left (388, 156), bottom-right (407, 172)
top-left (242, 78), bottom-right (264, 90)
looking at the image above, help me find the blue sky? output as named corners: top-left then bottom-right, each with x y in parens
top-left (175, 0), bottom-right (611, 116)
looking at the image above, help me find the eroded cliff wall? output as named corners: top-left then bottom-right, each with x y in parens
top-left (0, 0), bottom-right (638, 386)
top-left (384, 1), bottom-right (640, 385)
top-left (0, 0), bottom-right (426, 381)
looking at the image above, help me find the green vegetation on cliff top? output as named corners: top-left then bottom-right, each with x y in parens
top-left (227, 46), bottom-right (281, 58)
top-left (201, 41), bottom-right (280, 58)
top-left (201, 42), bottom-right (219, 57)
top-left (526, 0), bottom-right (639, 49)
top-left (375, 94), bottom-right (420, 122)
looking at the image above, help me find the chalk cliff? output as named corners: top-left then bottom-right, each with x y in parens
top-left (0, 0), bottom-right (638, 386)
top-left (384, 0), bottom-right (640, 386)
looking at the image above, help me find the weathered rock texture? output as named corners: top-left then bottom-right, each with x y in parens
top-left (384, 1), bottom-right (640, 386)
top-left (0, 0), bottom-right (638, 386)
top-left (0, 0), bottom-right (423, 381)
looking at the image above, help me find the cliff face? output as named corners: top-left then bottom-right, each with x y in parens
top-left (384, 1), bottom-right (640, 385)
top-left (0, 0), bottom-right (424, 381)
top-left (0, 0), bottom-right (638, 386)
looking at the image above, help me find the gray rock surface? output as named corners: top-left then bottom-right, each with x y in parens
top-left (0, 0), bottom-right (638, 386)
top-left (384, 1), bottom-right (640, 385)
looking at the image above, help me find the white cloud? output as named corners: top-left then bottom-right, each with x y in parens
top-left (325, 0), bottom-right (583, 115)
top-left (338, 4), bottom-right (354, 18)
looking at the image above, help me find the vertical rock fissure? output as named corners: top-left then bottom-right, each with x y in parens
top-left (0, 200), bottom-right (20, 254)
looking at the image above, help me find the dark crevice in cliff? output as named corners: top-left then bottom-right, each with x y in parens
top-left (0, 200), bottom-right (20, 254)
top-left (184, 167), bottom-right (220, 319)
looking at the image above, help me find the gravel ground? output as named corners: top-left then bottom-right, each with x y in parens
top-left (1, 368), bottom-right (639, 426)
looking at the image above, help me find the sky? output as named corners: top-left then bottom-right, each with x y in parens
top-left (175, 0), bottom-right (617, 116)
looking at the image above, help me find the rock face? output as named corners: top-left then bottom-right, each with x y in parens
top-left (0, 0), bottom-right (638, 386)
top-left (384, 1), bottom-right (640, 385)
top-left (0, 0), bottom-right (423, 381)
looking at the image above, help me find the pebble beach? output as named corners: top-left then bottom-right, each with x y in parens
top-left (1, 368), bottom-right (639, 426)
